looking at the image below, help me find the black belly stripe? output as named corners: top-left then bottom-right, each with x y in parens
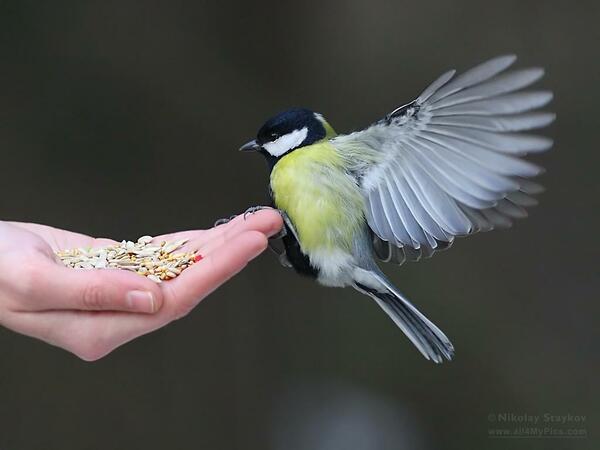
top-left (281, 224), bottom-right (318, 278)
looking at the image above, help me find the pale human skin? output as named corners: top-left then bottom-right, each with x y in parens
top-left (0, 210), bottom-right (282, 361)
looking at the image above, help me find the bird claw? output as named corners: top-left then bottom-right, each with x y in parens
top-left (278, 251), bottom-right (293, 268)
top-left (214, 206), bottom-right (284, 228)
top-left (213, 215), bottom-right (237, 227)
top-left (243, 205), bottom-right (272, 220)
top-left (244, 206), bottom-right (287, 239)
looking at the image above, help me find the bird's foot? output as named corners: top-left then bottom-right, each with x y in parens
top-left (215, 207), bottom-right (287, 238)
top-left (270, 224), bottom-right (287, 240)
top-left (243, 206), bottom-right (287, 238)
top-left (267, 234), bottom-right (292, 268)
top-left (277, 251), bottom-right (293, 268)
top-left (223, 206), bottom-right (290, 268)
top-left (213, 215), bottom-right (237, 227)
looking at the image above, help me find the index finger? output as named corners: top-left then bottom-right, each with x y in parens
top-left (154, 209), bottom-right (283, 253)
top-left (161, 230), bottom-right (268, 318)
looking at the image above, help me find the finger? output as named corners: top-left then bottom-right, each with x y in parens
top-left (22, 263), bottom-right (165, 314)
top-left (164, 230), bottom-right (268, 317)
top-left (3, 309), bottom-right (160, 361)
top-left (194, 210), bottom-right (283, 256)
top-left (7, 222), bottom-right (119, 251)
top-left (151, 209), bottom-right (282, 257)
top-left (7, 222), bottom-right (96, 248)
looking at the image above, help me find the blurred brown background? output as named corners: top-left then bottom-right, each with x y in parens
top-left (0, 1), bottom-right (598, 449)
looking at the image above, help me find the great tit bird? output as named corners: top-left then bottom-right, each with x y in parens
top-left (238, 55), bottom-right (554, 363)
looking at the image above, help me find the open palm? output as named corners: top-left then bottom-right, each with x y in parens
top-left (0, 210), bottom-right (282, 360)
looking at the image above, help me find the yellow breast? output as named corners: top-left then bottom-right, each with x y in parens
top-left (270, 141), bottom-right (365, 253)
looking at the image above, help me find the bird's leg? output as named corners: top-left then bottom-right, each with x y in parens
top-left (268, 211), bottom-right (298, 269)
top-left (242, 207), bottom-right (292, 267)
top-left (279, 211), bottom-right (300, 243)
top-left (269, 237), bottom-right (291, 267)
top-left (216, 207), bottom-right (291, 268)
top-left (267, 219), bottom-right (292, 268)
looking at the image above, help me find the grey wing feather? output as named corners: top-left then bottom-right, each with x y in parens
top-left (332, 55), bottom-right (554, 265)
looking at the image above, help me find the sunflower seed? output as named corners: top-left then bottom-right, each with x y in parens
top-left (55, 235), bottom-right (201, 283)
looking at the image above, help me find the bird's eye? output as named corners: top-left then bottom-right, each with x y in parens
top-left (270, 132), bottom-right (279, 140)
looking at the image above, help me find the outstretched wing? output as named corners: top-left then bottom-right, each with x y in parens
top-left (332, 55), bottom-right (554, 264)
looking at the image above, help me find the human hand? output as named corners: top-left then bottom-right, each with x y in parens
top-left (0, 210), bottom-right (282, 360)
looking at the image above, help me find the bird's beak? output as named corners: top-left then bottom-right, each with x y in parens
top-left (239, 139), bottom-right (260, 152)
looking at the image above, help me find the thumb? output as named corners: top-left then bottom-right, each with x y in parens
top-left (24, 263), bottom-right (164, 313)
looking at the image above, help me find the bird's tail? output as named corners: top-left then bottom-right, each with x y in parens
top-left (354, 272), bottom-right (454, 363)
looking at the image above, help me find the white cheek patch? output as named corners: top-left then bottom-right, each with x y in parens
top-left (314, 112), bottom-right (326, 124)
top-left (263, 127), bottom-right (308, 157)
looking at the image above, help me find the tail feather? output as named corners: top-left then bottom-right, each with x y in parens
top-left (355, 274), bottom-right (454, 363)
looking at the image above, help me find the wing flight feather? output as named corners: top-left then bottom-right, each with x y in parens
top-left (332, 55), bottom-right (554, 264)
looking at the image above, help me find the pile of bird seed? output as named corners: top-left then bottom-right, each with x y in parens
top-left (55, 236), bottom-right (202, 283)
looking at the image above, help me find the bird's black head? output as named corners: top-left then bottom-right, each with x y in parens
top-left (239, 108), bottom-right (333, 161)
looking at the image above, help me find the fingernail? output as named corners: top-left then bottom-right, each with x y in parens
top-left (126, 291), bottom-right (155, 313)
